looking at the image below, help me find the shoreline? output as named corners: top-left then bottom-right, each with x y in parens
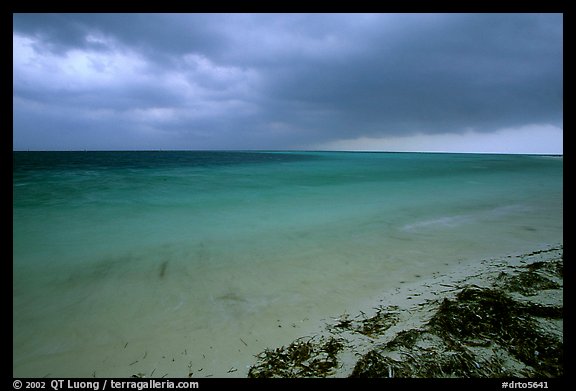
top-left (247, 244), bottom-right (563, 378)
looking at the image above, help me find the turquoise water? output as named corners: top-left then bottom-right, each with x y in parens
top-left (13, 151), bottom-right (563, 377)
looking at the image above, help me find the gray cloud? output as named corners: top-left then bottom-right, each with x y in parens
top-left (13, 13), bottom-right (563, 150)
top-left (13, 13), bottom-right (226, 58)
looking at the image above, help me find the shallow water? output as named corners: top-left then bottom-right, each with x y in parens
top-left (13, 151), bottom-right (563, 377)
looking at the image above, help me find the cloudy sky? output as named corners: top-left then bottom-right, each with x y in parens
top-left (13, 13), bottom-right (563, 153)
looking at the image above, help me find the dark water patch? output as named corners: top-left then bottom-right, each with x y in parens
top-left (216, 292), bottom-right (246, 303)
top-left (13, 151), bottom-right (322, 173)
top-left (159, 260), bottom-right (169, 279)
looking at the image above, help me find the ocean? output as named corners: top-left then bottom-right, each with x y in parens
top-left (13, 151), bottom-right (563, 377)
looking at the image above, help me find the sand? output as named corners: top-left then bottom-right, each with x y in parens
top-left (247, 244), bottom-right (563, 378)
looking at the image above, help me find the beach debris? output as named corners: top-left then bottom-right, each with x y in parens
top-left (497, 270), bottom-right (560, 296)
top-left (333, 313), bottom-right (353, 329)
top-left (350, 282), bottom-right (563, 378)
top-left (248, 336), bottom-right (344, 378)
top-left (328, 306), bottom-right (399, 338)
top-left (527, 259), bottom-right (563, 277)
top-left (350, 338), bottom-right (508, 378)
top-left (429, 287), bottom-right (562, 376)
top-left (357, 306), bottom-right (400, 338)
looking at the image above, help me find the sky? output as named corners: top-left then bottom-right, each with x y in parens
top-left (13, 13), bottom-right (563, 153)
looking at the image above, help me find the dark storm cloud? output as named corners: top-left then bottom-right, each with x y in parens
top-left (12, 13), bottom-right (562, 150)
top-left (257, 13), bottom-right (562, 137)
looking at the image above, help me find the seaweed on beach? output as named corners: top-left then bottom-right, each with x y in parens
top-left (247, 336), bottom-right (344, 378)
top-left (384, 328), bottom-right (421, 350)
top-left (351, 342), bottom-right (511, 378)
top-left (497, 271), bottom-right (560, 296)
top-left (427, 286), bottom-right (563, 377)
top-left (351, 310), bottom-right (514, 378)
top-left (358, 306), bottom-right (400, 337)
top-left (349, 254), bottom-right (564, 379)
top-left (429, 287), bottom-right (528, 342)
top-left (351, 285), bottom-right (563, 377)
top-left (350, 350), bottom-right (397, 377)
top-left (329, 306), bottom-right (399, 338)
top-left (526, 259), bottom-right (563, 278)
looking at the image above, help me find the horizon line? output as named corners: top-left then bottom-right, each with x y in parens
top-left (12, 149), bottom-right (563, 156)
